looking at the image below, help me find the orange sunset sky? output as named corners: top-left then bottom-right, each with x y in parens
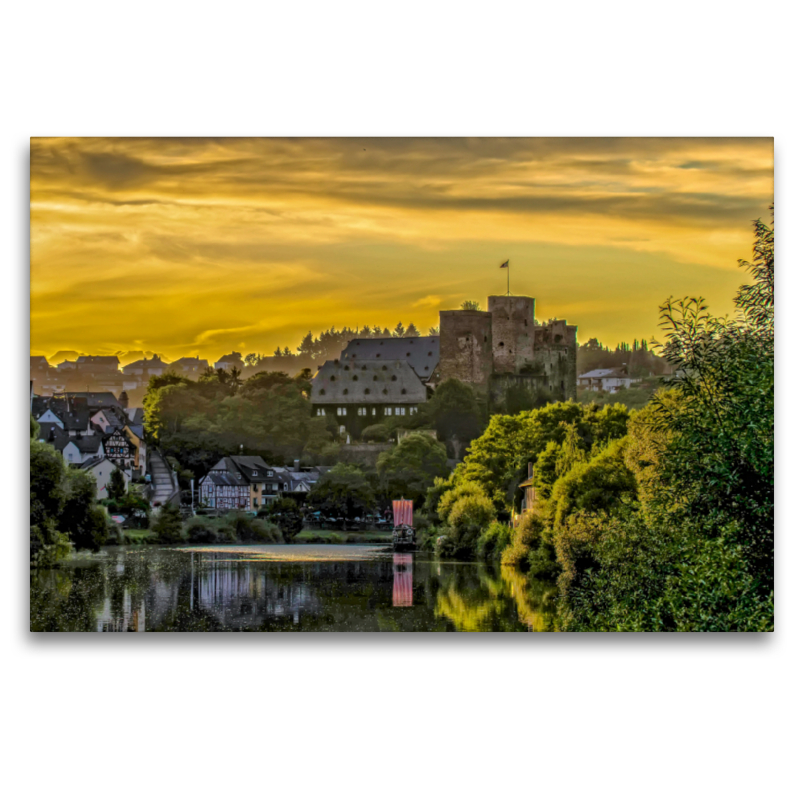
top-left (30, 137), bottom-right (773, 362)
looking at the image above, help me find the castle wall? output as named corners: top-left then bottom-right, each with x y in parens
top-left (438, 310), bottom-right (494, 387)
top-left (487, 295), bottom-right (536, 373)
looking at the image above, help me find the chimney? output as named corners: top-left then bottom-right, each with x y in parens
top-left (293, 459), bottom-right (300, 472)
top-left (118, 391), bottom-right (129, 410)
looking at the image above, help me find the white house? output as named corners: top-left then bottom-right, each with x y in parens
top-left (62, 436), bottom-right (105, 465)
top-left (80, 457), bottom-right (129, 500)
top-left (578, 368), bottom-right (636, 393)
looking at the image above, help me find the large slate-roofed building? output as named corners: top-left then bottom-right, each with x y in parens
top-left (339, 336), bottom-right (439, 382)
top-left (310, 359), bottom-right (427, 436)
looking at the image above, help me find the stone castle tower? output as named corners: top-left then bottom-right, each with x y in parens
top-left (437, 295), bottom-right (577, 404)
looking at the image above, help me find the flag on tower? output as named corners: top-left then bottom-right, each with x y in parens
top-left (500, 260), bottom-right (509, 269)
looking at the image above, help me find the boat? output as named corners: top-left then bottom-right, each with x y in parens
top-left (392, 498), bottom-right (416, 551)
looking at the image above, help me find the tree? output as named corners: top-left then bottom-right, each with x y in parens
top-left (461, 300), bottom-right (481, 311)
top-left (376, 433), bottom-right (449, 504)
top-left (151, 503), bottom-right (183, 543)
top-left (392, 321), bottom-right (406, 338)
top-left (405, 322), bottom-right (420, 337)
top-left (423, 378), bottom-right (484, 452)
top-left (261, 497), bottom-right (304, 539)
top-left (306, 464), bottom-right (376, 521)
top-left (108, 468), bottom-right (126, 502)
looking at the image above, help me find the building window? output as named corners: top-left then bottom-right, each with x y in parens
top-left (410, 406), bottom-right (417, 415)
top-left (267, 470), bottom-right (273, 476)
top-left (385, 408), bottom-right (392, 416)
top-left (372, 408), bottom-right (377, 416)
top-left (358, 407), bottom-right (367, 416)
top-left (316, 408), bottom-right (326, 416)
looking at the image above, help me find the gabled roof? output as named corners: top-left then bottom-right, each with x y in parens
top-left (311, 359), bottom-right (427, 404)
top-left (80, 455), bottom-right (115, 471)
top-left (65, 435), bottom-right (104, 454)
top-left (340, 336), bottom-right (439, 381)
top-left (63, 392), bottom-right (123, 410)
top-left (203, 471), bottom-right (249, 487)
top-left (30, 356), bottom-right (50, 367)
top-left (124, 355), bottom-right (170, 370)
top-left (171, 357), bottom-right (209, 368)
top-left (37, 423), bottom-right (70, 451)
top-left (76, 355), bottom-right (120, 366)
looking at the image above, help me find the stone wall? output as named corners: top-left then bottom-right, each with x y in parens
top-left (338, 442), bottom-right (394, 468)
top-left (487, 295), bottom-right (536, 373)
top-left (438, 309), bottom-right (494, 387)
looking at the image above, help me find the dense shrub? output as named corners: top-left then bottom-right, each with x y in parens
top-left (476, 521), bottom-right (513, 561)
top-left (151, 504), bottom-right (184, 543)
top-left (260, 497), bottom-right (303, 539)
top-left (501, 513), bottom-right (547, 568)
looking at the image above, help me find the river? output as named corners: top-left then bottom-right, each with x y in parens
top-left (30, 544), bottom-right (557, 632)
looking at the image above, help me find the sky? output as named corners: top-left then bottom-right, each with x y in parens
top-left (30, 137), bottom-right (773, 362)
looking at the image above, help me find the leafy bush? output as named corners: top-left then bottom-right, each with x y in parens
top-left (185, 516), bottom-right (220, 544)
top-left (501, 513), bottom-right (547, 568)
top-left (151, 504), bottom-right (184, 543)
top-left (476, 521), bottom-right (513, 561)
top-left (260, 497), bottom-right (303, 539)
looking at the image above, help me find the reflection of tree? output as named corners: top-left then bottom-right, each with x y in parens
top-left (30, 566), bottom-right (105, 632)
top-left (434, 563), bottom-right (556, 632)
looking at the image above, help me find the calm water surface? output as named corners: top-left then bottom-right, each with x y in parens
top-left (30, 544), bottom-right (556, 632)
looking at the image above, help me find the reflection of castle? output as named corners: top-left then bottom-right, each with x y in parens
top-left (392, 554), bottom-right (413, 607)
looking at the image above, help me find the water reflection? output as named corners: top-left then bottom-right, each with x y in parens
top-left (30, 545), bottom-right (556, 632)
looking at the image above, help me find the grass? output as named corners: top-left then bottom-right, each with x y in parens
top-left (294, 529), bottom-right (392, 544)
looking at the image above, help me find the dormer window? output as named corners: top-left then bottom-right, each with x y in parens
top-left (267, 470), bottom-right (273, 476)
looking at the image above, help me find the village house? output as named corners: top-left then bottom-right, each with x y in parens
top-left (122, 355), bottom-right (170, 379)
top-left (214, 352), bottom-right (245, 371)
top-left (79, 456), bottom-right (129, 500)
top-left (578, 368), bottom-right (636, 393)
top-left (199, 456), bottom-right (322, 510)
top-left (170, 356), bottom-right (209, 377)
top-left (62, 435), bottom-right (105, 465)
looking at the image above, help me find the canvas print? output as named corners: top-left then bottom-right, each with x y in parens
top-left (29, 137), bottom-right (774, 632)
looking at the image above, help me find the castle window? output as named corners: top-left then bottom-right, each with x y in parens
top-left (382, 388), bottom-right (388, 395)
top-left (330, 376), bottom-right (336, 382)
top-left (499, 342), bottom-right (504, 347)
top-left (352, 375), bottom-right (358, 381)
top-left (319, 389), bottom-right (325, 395)
top-left (364, 388), bottom-right (370, 395)
top-left (391, 375), bottom-right (397, 381)
top-left (361, 365), bottom-right (366, 370)
top-left (428, 352), bottom-right (432, 356)
top-left (382, 365), bottom-right (387, 371)
top-left (373, 375), bottom-right (378, 381)
top-left (401, 388), bottom-right (406, 394)
top-left (372, 408), bottom-right (376, 415)
top-left (406, 352), bottom-right (410, 357)
top-left (344, 365), bottom-right (350, 371)
top-left (386, 407), bottom-right (392, 416)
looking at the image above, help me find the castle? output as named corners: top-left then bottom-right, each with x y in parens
top-left (309, 294), bottom-right (577, 436)
top-left (435, 295), bottom-right (577, 404)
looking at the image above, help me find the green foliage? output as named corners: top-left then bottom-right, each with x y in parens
top-left (30, 439), bottom-right (112, 563)
top-left (419, 378), bottom-right (484, 453)
top-left (31, 414), bottom-right (40, 439)
top-left (143, 369), bottom-right (332, 479)
top-left (306, 463), bottom-right (376, 520)
top-left (436, 484), bottom-right (496, 560)
top-left (261, 497), bottom-right (304, 539)
top-left (557, 208), bottom-right (774, 631)
top-left (151, 504), bottom-right (184, 543)
top-left (452, 400), bottom-right (630, 512)
top-left (360, 423), bottom-right (392, 442)
top-left (501, 513), bottom-right (547, 568)
top-left (460, 300), bottom-right (481, 311)
top-left (548, 437), bottom-right (636, 530)
top-left (377, 433), bottom-right (449, 504)
top-left (476, 521), bottom-right (513, 562)
top-left (183, 512), bottom-right (282, 544)
top-left (107, 468), bottom-right (127, 502)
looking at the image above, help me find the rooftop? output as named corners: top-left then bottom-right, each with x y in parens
top-left (340, 336), bottom-right (439, 381)
top-left (311, 359), bottom-right (428, 404)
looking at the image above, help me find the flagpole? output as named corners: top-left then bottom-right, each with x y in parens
top-left (507, 261), bottom-right (510, 296)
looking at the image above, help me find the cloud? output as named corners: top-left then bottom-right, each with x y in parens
top-left (29, 137), bottom-right (773, 359)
